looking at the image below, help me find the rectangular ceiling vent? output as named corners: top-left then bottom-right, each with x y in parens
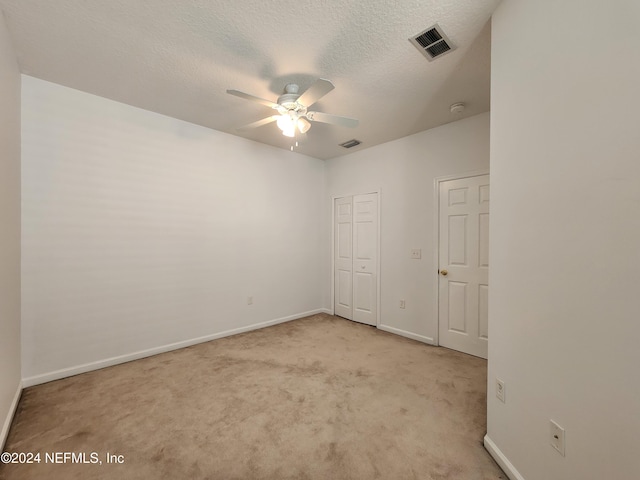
top-left (409, 24), bottom-right (456, 61)
top-left (339, 139), bottom-right (362, 149)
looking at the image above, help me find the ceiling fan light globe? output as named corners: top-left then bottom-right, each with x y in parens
top-left (282, 126), bottom-right (296, 138)
top-left (276, 114), bottom-right (293, 131)
top-left (297, 117), bottom-right (311, 134)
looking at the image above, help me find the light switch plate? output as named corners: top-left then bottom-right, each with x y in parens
top-left (496, 378), bottom-right (505, 403)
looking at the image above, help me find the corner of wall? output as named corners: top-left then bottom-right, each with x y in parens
top-left (1, 382), bottom-right (22, 450)
top-left (484, 435), bottom-right (526, 480)
top-left (0, 6), bottom-right (22, 453)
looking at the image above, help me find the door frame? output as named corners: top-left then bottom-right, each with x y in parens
top-left (330, 188), bottom-right (381, 327)
top-left (433, 171), bottom-right (489, 347)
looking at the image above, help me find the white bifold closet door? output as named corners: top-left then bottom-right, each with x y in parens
top-left (334, 193), bottom-right (378, 326)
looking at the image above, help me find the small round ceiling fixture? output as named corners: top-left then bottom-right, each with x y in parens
top-left (450, 102), bottom-right (465, 114)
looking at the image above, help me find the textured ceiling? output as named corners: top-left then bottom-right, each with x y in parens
top-left (0, 0), bottom-right (499, 159)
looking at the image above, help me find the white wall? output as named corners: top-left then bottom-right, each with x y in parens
top-left (325, 113), bottom-right (489, 342)
top-left (21, 76), bottom-right (327, 384)
top-left (0, 11), bottom-right (22, 448)
top-left (487, 1), bottom-right (640, 479)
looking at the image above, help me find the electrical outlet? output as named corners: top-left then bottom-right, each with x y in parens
top-left (399, 300), bottom-right (406, 309)
top-left (411, 249), bottom-right (422, 259)
top-left (496, 378), bottom-right (505, 403)
top-left (247, 296), bottom-right (253, 305)
top-left (550, 420), bottom-right (565, 456)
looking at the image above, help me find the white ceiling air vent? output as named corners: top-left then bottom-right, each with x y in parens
top-left (409, 24), bottom-right (456, 61)
top-left (339, 139), bottom-right (362, 149)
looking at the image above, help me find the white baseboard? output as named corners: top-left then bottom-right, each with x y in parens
top-left (23, 309), bottom-right (328, 388)
top-left (1, 381), bottom-right (22, 451)
top-left (484, 434), bottom-right (526, 480)
top-left (377, 324), bottom-right (436, 345)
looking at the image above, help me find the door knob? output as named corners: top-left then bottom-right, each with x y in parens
top-left (440, 269), bottom-right (448, 276)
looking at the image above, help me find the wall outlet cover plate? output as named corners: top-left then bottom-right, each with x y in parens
top-left (550, 419), bottom-right (565, 456)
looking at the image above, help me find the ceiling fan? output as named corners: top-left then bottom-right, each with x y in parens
top-left (227, 79), bottom-right (358, 138)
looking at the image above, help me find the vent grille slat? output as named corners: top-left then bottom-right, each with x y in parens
top-left (409, 24), bottom-right (456, 62)
top-left (415, 28), bottom-right (442, 48)
top-left (339, 139), bottom-right (361, 149)
top-left (426, 40), bottom-right (451, 57)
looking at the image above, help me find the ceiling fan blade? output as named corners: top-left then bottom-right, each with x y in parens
top-left (296, 79), bottom-right (335, 108)
top-left (306, 111), bottom-right (359, 128)
top-left (238, 115), bottom-right (279, 131)
top-left (227, 90), bottom-right (280, 109)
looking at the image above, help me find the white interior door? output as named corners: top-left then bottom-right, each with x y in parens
top-left (438, 175), bottom-right (490, 358)
top-left (334, 196), bottom-right (353, 320)
top-left (334, 193), bottom-right (378, 326)
top-left (352, 193), bottom-right (378, 326)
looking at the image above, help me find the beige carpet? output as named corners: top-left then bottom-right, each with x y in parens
top-left (1, 314), bottom-right (505, 479)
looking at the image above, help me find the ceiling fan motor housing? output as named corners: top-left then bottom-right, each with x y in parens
top-left (278, 84), bottom-right (304, 112)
